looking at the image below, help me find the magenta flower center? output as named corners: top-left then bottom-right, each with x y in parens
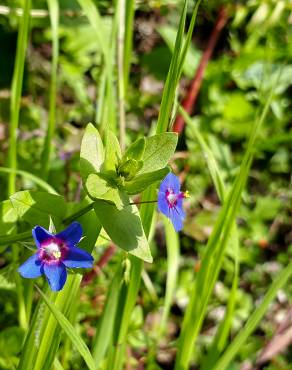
top-left (166, 190), bottom-right (178, 206)
top-left (39, 238), bottom-right (68, 264)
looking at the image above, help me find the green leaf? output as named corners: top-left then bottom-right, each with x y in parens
top-left (123, 137), bottom-right (146, 161)
top-left (94, 200), bottom-right (153, 263)
top-left (117, 158), bottom-right (143, 180)
top-left (80, 123), bottom-right (104, 181)
top-left (10, 191), bottom-right (66, 228)
top-left (36, 286), bottom-right (97, 370)
top-left (124, 167), bottom-right (169, 194)
top-left (92, 263), bottom-right (123, 367)
top-left (103, 130), bottom-right (121, 172)
top-left (158, 25), bottom-right (201, 78)
top-left (213, 262), bottom-right (292, 370)
top-left (85, 173), bottom-right (124, 209)
top-left (0, 200), bottom-right (17, 235)
top-left (0, 327), bottom-right (25, 356)
top-left (141, 133), bottom-right (178, 174)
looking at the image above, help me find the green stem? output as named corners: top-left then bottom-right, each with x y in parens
top-left (41, 0), bottom-right (59, 179)
top-left (8, 0), bottom-right (31, 195)
top-left (123, 0), bottom-right (135, 94)
top-left (213, 261), bottom-right (292, 370)
top-left (117, 0), bottom-right (126, 150)
top-left (63, 202), bottom-right (95, 224)
top-left (0, 203), bottom-right (94, 246)
top-left (0, 167), bottom-right (58, 194)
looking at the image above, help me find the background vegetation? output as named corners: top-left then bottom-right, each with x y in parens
top-left (0, 0), bottom-right (291, 369)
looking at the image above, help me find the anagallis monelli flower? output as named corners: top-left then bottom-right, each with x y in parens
top-left (18, 222), bottom-right (93, 291)
top-left (158, 173), bottom-right (188, 232)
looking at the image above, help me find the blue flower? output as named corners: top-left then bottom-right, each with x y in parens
top-left (158, 173), bottom-right (188, 232)
top-left (18, 222), bottom-right (93, 291)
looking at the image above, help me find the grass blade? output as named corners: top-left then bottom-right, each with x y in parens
top-left (0, 167), bottom-right (58, 194)
top-left (76, 0), bottom-right (107, 59)
top-left (175, 86), bottom-right (275, 369)
top-left (213, 261), bottom-right (292, 370)
top-left (92, 264), bottom-right (123, 367)
top-left (36, 286), bottom-right (97, 370)
top-left (180, 106), bottom-right (240, 368)
top-left (123, 0), bottom-right (135, 94)
top-left (108, 3), bottom-right (202, 368)
top-left (159, 217), bottom-right (180, 336)
top-left (41, 0), bottom-right (59, 179)
top-left (8, 0), bottom-right (31, 195)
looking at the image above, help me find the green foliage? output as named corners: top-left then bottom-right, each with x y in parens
top-left (10, 191), bottom-right (66, 228)
top-left (0, 0), bottom-right (291, 369)
top-left (94, 200), bottom-right (153, 263)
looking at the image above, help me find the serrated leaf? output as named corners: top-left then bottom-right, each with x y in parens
top-left (124, 167), bottom-right (170, 194)
top-left (94, 200), bottom-right (153, 263)
top-left (80, 123), bottom-right (104, 181)
top-left (85, 173), bottom-right (124, 210)
top-left (10, 191), bottom-right (66, 228)
top-left (141, 133), bottom-right (178, 174)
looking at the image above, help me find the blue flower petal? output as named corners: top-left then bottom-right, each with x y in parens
top-left (18, 253), bottom-right (43, 278)
top-left (158, 191), bottom-right (170, 216)
top-left (62, 247), bottom-right (93, 269)
top-left (55, 222), bottom-right (83, 246)
top-left (43, 263), bottom-right (67, 291)
top-left (32, 226), bottom-right (53, 248)
top-left (169, 208), bottom-right (184, 232)
top-left (159, 173), bottom-right (181, 194)
top-left (176, 197), bottom-right (186, 219)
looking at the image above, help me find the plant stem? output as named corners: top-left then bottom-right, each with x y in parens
top-left (123, 0), bottom-right (135, 94)
top-left (117, 0), bottom-right (126, 150)
top-left (213, 261), bottom-right (292, 370)
top-left (8, 0), bottom-right (31, 195)
top-left (41, 0), bottom-right (59, 179)
top-left (63, 202), bottom-right (95, 224)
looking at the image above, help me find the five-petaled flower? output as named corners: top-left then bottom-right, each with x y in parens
top-left (18, 222), bottom-right (93, 291)
top-left (158, 173), bottom-right (188, 232)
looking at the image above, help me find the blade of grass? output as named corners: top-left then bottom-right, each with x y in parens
top-left (76, 0), bottom-right (107, 59)
top-left (123, 0), bottom-right (135, 94)
top-left (117, 0), bottom-right (126, 150)
top-left (8, 0), bottom-right (31, 195)
top-left (92, 263), bottom-right (123, 367)
top-left (155, 0), bottom-right (187, 134)
top-left (175, 86), bottom-right (275, 369)
top-left (213, 261), bottom-right (292, 370)
top-left (109, 3), bottom-right (202, 368)
top-left (7, 0), bottom-right (31, 330)
top-left (0, 167), bottom-right (58, 194)
top-left (77, 0), bottom-right (117, 133)
top-left (178, 106), bottom-right (225, 201)
top-left (36, 285), bottom-right (97, 370)
top-left (159, 216), bottom-right (180, 336)
top-left (158, 0), bottom-right (202, 134)
top-left (41, 0), bottom-right (59, 179)
top-left (180, 106), bottom-right (240, 368)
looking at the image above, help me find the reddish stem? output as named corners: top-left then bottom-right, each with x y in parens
top-left (81, 244), bottom-right (116, 286)
top-left (173, 6), bottom-right (228, 133)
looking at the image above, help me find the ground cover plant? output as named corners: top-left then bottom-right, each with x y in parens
top-left (0, 0), bottom-right (291, 369)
